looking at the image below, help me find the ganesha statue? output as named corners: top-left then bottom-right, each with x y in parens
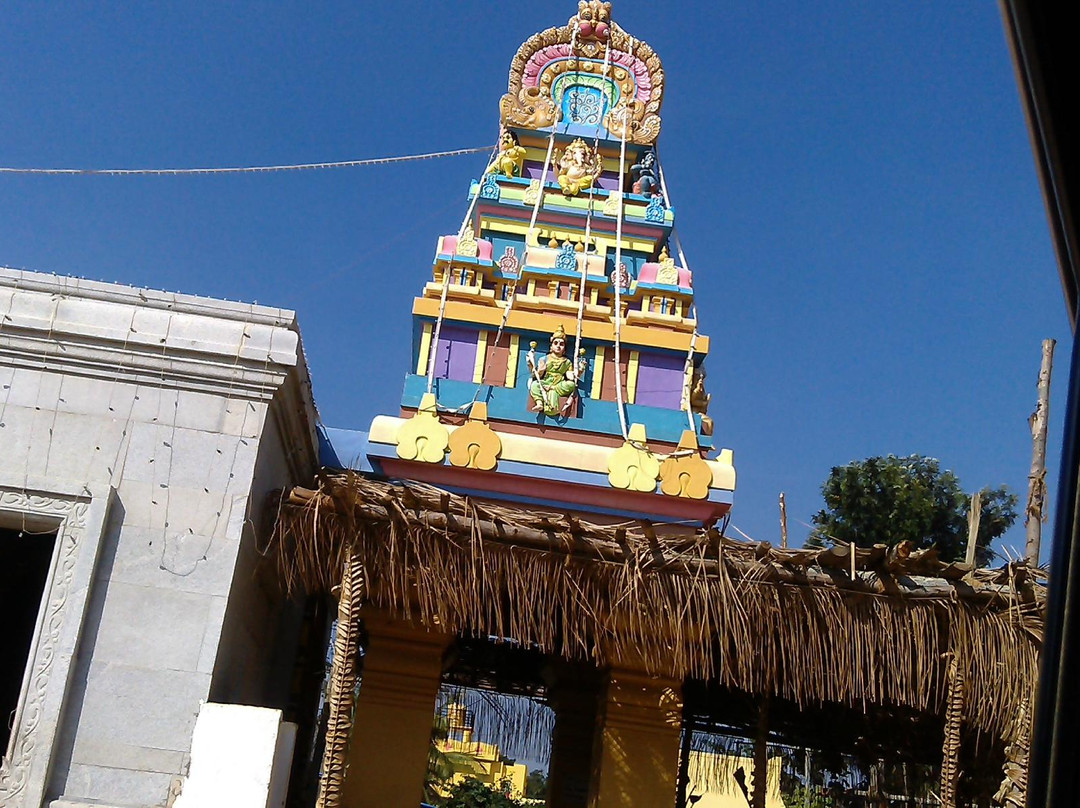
top-left (555, 138), bottom-right (604, 196)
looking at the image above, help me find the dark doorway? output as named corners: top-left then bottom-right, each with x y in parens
top-left (0, 524), bottom-right (57, 754)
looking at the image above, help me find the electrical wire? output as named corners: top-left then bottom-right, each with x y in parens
top-left (0, 145), bottom-right (493, 176)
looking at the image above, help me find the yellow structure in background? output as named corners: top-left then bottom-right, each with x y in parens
top-left (438, 703), bottom-right (529, 800)
top-left (686, 752), bottom-right (787, 808)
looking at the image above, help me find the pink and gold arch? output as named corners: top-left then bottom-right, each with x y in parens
top-left (499, 1), bottom-right (665, 145)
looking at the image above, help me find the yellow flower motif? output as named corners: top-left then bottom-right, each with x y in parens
top-left (607, 424), bottom-right (660, 492)
top-left (448, 403), bottom-right (502, 471)
top-left (396, 393), bottom-right (449, 464)
top-left (659, 430), bottom-right (713, 499)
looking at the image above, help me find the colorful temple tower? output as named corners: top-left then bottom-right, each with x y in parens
top-left (335, 1), bottom-right (735, 525)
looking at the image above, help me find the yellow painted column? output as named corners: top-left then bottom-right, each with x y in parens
top-left (588, 669), bottom-right (683, 808)
top-left (342, 612), bottom-right (453, 808)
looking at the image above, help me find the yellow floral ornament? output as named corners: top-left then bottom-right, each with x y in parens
top-left (655, 246), bottom-right (679, 285)
top-left (659, 430), bottom-right (713, 499)
top-left (607, 423), bottom-right (660, 493)
top-left (396, 393), bottom-right (449, 464)
top-left (456, 222), bottom-right (479, 258)
top-left (448, 402), bottom-right (502, 471)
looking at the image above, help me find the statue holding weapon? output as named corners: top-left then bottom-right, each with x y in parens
top-left (527, 324), bottom-right (586, 416)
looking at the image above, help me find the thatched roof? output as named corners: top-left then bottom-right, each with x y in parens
top-left (271, 471), bottom-right (1043, 743)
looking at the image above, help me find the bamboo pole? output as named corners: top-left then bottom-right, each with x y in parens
top-left (316, 546), bottom-right (366, 808)
top-left (965, 490), bottom-right (982, 568)
top-left (1026, 338), bottom-right (1055, 565)
top-left (779, 493), bottom-right (788, 549)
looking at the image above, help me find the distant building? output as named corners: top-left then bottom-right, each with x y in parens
top-left (437, 703), bottom-right (529, 800)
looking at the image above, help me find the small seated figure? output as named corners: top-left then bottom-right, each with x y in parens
top-left (556, 138), bottom-right (603, 196)
top-left (487, 130), bottom-right (527, 178)
top-left (630, 148), bottom-right (660, 196)
top-left (527, 325), bottom-right (582, 417)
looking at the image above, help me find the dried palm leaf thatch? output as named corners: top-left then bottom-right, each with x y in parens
top-left (316, 546), bottom-right (366, 808)
top-left (272, 472), bottom-right (1043, 742)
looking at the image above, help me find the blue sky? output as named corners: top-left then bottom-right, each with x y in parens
top-left (0, 1), bottom-right (1068, 560)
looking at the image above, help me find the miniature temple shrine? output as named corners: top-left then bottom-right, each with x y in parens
top-left (323, 0), bottom-right (735, 527)
top-left (276, 5), bottom-right (1043, 808)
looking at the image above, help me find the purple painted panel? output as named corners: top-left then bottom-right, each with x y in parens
top-left (433, 325), bottom-right (478, 382)
top-left (634, 352), bottom-right (685, 409)
top-left (521, 165), bottom-right (620, 191)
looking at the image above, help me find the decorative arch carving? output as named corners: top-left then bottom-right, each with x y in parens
top-left (499, 14), bottom-right (665, 144)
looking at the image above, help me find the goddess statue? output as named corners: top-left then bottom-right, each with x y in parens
top-left (527, 325), bottom-right (584, 416)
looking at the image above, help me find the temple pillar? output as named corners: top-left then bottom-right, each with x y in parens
top-left (588, 668), bottom-right (683, 808)
top-left (342, 611), bottom-right (452, 808)
top-left (545, 662), bottom-right (604, 808)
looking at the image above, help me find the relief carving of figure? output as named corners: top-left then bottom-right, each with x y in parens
top-left (500, 85), bottom-right (560, 130)
top-left (630, 148), bottom-right (659, 196)
top-left (555, 138), bottom-right (604, 196)
top-left (527, 324), bottom-right (583, 416)
top-left (487, 130), bottom-right (528, 178)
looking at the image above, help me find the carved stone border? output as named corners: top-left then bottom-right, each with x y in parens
top-left (0, 482), bottom-right (112, 808)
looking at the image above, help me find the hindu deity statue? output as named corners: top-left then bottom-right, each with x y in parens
top-left (527, 325), bottom-right (582, 416)
top-left (555, 138), bottom-right (604, 196)
top-left (487, 130), bottom-right (528, 178)
top-left (630, 148), bottom-right (660, 196)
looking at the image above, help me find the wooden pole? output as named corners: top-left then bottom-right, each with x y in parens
top-left (676, 718), bottom-right (693, 808)
top-left (940, 655), bottom-right (965, 808)
top-left (779, 493), bottom-right (788, 549)
top-left (965, 490), bottom-right (982, 568)
top-left (1026, 338), bottom-right (1056, 565)
top-left (316, 546), bottom-right (366, 808)
top-left (751, 696), bottom-right (770, 808)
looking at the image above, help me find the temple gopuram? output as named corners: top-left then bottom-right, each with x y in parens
top-left (275, 5), bottom-right (1043, 808)
top-left (323, 1), bottom-right (734, 526)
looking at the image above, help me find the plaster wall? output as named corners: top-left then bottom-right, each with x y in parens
top-left (0, 267), bottom-right (317, 808)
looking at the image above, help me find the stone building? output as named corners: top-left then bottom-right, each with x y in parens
top-left (0, 266), bottom-right (318, 808)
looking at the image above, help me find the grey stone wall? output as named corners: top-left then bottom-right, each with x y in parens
top-left (0, 267), bottom-right (317, 808)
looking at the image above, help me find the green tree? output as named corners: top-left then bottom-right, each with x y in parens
top-left (809, 454), bottom-right (1017, 565)
top-left (443, 778), bottom-right (525, 808)
top-left (525, 769), bottom-right (548, 799)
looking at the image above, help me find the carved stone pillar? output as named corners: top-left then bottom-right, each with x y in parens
top-left (588, 668), bottom-right (683, 808)
top-left (342, 611), bottom-right (452, 808)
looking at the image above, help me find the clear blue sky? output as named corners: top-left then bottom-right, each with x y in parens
top-left (0, 1), bottom-right (1068, 560)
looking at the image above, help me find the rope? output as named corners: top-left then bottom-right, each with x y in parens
top-left (656, 153), bottom-right (702, 436)
top-left (0, 145), bottom-right (494, 176)
top-left (610, 38), bottom-right (635, 443)
top-left (425, 144), bottom-right (501, 394)
top-left (572, 36), bottom-right (614, 380)
top-left (523, 21), bottom-right (578, 254)
top-left (456, 25), bottom-right (580, 411)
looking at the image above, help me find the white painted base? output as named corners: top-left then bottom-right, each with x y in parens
top-left (173, 702), bottom-right (297, 808)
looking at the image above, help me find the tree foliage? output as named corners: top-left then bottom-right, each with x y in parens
top-left (809, 454), bottom-right (1017, 565)
top-left (442, 778), bottom-right (525, 808)
top-left (525, 769), bottom-right (548, 799)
